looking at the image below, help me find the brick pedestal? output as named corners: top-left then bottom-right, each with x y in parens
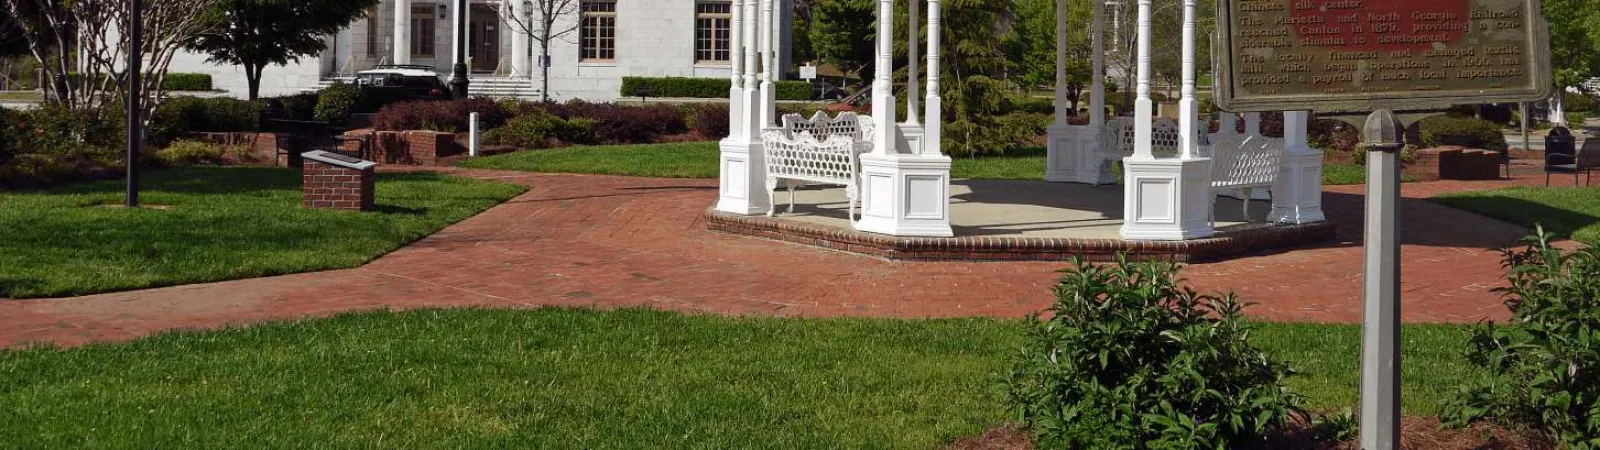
top-left (302, 151), bottom-right (376, 211)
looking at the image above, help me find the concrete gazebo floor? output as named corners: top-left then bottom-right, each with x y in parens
top-left (705, 179), bottom-right (1337, 262)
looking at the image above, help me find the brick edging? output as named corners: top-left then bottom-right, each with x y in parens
top-left (704, 209), bottom-right (1337, 262)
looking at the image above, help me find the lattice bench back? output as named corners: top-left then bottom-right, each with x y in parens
top-left (1101, 118), bottom-right (1182, 158)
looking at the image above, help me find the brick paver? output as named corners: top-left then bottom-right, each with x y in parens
top-left (0, 165), bottom-right (1555, 349)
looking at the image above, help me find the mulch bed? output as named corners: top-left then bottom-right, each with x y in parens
top-left (946, 418), bottom-right (1554, 450)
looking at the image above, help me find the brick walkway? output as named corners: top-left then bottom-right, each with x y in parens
top-left (0, 165), bottom-right (1553, 349)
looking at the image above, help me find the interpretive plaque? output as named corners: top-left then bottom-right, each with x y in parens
top-left (1214, 0), bottom-right (1552, 112)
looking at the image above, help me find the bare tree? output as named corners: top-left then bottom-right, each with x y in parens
top-left (491, 0), bottom-right (580, 102)
top-left (0, 0), bottom-right (215, 123)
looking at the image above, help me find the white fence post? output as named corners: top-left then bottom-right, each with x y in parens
top-left (469, 112), bottom-right (480, 157)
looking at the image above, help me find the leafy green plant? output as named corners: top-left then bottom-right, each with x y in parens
top-left (1442, 228), bottom-right (1600, 449)
top-left (154, 140), bottom-right (228, 166)
top-left (619, 76), bottom-right (813, 100)
top-left (483, 111), bottom-right (593, 149)
top-left (1417, 115), bottom-right (1509, 153)
top-left (1311, 408), bottom-right (1359, 443)
top-left (163, 73), bottom-right (214, 91)
top-left (314, 83), bottom-right (360, 123)
top-left (1003, 256), bottom-right (1306, 450)
top-left (147, 96), bottom-right (263, 147)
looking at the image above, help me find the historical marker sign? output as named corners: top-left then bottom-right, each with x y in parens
top-left (1215, 0), bottom-right (1553, 112)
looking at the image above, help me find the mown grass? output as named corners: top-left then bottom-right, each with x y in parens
top-left (0, 308), bottom-right (1478, 449)
top-left (1435, 186), bottom-right (1600, 242)
top-left (462, 142), bottom-right (1387, 187)
top-left (0, 167), bottom-right (525, 298)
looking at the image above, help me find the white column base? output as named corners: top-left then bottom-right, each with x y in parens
top-left (1046, 124), bottom-right (1116, 184)
top-left (855, 152), bottom-right (955, 237)
top-left (1268, 150), bottom-right (1327, 224)
top-left (1121, 157), bottom-right (1215, 240)
top-left (716, 137), bottom-right (771, 215)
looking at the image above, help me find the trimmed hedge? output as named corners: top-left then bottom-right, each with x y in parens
top-left (1417, 116), bottom-right (1508, 153)
top-left (164, 73), bottom-right (213, 91)
top-left (620, 76), bottom-right (813, 101)
top-left (147, 96), bottom-right (262, 148)
top-left (372, 98), bottom-right (511, 132)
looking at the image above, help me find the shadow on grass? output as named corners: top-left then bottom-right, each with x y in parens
top-left (1433, 194), bottom-right (1600, 242)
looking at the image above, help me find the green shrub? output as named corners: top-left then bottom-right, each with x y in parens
top-left (1442, 230), bottom-right (1600, 449)
top-left (264, 92), bottom-right (320, 121)
top-left (314, 83), bottom-right (360, 123)
top-left (147, 96), bottom-right (263, 147)
top-left (1004, 256), bottom-right (1306, 450)
top-left (1565, 91), bottom-right (1597, 115)
top-left (1417, 116), bottom-right (1508, 153)
top-left (620, 76), bottom-right (813, 100)
top-left (163, 73), bottom-right (213, 91)
top-left (0, 104), bottom-right (128, 188)
top-left (1001, 95), bottom-right (1054, 115)
top-left (154, 140), bottom-right (228, 166)
top-left (483, 111), bottom-right (594, 149)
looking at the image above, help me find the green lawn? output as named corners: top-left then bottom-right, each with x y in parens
top-left (0, 308), bottom-right (1478, 449)
top-left (462, 142), bottom-right (1390, 187)
top-left (0, 167), bottom-right (525, 298)
top-left (1435, 186), bottom-right (1600, 242)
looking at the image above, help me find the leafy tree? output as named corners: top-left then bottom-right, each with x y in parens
top-left (493, 0), bottom-right (581, 103)
top-left (187, 0), bottom-right (380, 100)
top-left (809, 0), bottom-right (876, 83)
top-left (1008, 0), bottom-right (1091, 113)
top-left (1545, 0), bottom-right (1600, 91)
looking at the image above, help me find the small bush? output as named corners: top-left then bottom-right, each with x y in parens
top-left (1002, 95), bottom-right (1054, 115)
top-left (1478, 103), bottom-right (1515, 125)
top-left (163, 73), bottom-right (213, 91)
top-left (483, 111), bottom-right (594, 149)
top-left (314, 83), bottom-right (361, 123)
top-left (1417, 116), bottom-right (1508, 153)
top-left (372, 98), bottom-right (511, 133)
top-left (0, 104), bottom-right (128, 188)
top-left (147, 96), bottom-right (263, 147)
top-left (692, 103), bottom-right (730, 140)
top-left (1565, 91), bottom-right (1597, 115)
top-left (515, 100), bottom-right (688, 144)
top-left (264, 92), bottom-right (320, 121)
top-left (154, 140), bottom-right (228, 166)
top-left (620, 76), bottom-right (812, 100)
top-left (1442, 230), bottom-right (1600, 449)
top-left (1004, 256), bottom-right (1305, 450)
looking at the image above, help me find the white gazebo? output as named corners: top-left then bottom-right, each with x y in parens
top-left (715, 0), bottom-right (1327, 242)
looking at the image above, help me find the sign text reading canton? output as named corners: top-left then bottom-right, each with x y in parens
top-left (1214, 0), bottom-right (1551, 112)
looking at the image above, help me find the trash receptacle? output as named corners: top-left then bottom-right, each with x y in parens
top-left (1547, 127), bottom-right (1576, 166)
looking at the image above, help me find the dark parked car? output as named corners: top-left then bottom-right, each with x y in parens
top-left (353, 65), bottom-right (452, 101)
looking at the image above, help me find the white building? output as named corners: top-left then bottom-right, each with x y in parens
top-left (166, 0), bottom-right (794, 101)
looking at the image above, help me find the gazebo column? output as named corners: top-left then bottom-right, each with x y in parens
top-left (857, 0), bottom-right (953, 237)
top-left (1045, 0), bottom-right (1113, 184)
top-left (759, 0), bottom-right (776, 127)
top-left (1269, 111), bottom-right (1327, 224)
top-left (1120, 0), bottom-right (1213, 241)
top-left (715, 0), bottom-right (771, 215)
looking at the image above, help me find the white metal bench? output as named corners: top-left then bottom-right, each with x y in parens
top-left (1205, 134), bottom-right (1283, 223)
top-left (758, 112), bottom-right (876, 220)
top-left (1100, 117), bottom-right (1183, 158)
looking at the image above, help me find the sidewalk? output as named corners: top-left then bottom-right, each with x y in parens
top-left (0, 167), bottom-right (1548, 349)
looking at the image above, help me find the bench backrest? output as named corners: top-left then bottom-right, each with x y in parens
top-left (1208, 134), bottom-right (1283, 189)
top-left (1102, 117), bottom-right (1182, 157)
top-left (782, 111), bottom-right (873, 142)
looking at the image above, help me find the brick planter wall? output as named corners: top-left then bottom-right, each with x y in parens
top-left (347, 130), bottom-right (464, 166)
top-left (302, 151), bottom-right (376, 211)
top-left (1413, 146), bottom-right (1503, 181)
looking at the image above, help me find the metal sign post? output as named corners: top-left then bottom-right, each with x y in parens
top-left (126, 0), bottom-right (143, 208)
top-left (1212, 1), bottom-right (1554, 448)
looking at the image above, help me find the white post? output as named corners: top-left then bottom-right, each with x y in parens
top-left (925, 0), bottom-right (941, 152)
top-left (759, 0), bottom-right (776, 128)
top-left (1090, 0), bottom-right (1106, 126)
top-left (394, 0), bottom-right (412, 65)
top-left (728, 0), bottom-right (745, 139)
top-left (469, 112), bottom-right (481, 157)
top-left (872, 0), bottom-right (897, 156)
top-left (1245, 112), bottom-right (1262, 136)
top-left (1269, 110), bottom-right (1327, 224)
top-left (906, 0), bottom-right (921, 125)
top-left (510, 0), bottom-right (530, 78)
top-left (1219, 111), bottom-right (1239, 135)
top-left (1131, 0), bottom-right (1153, 160)
top-left (1177, 0), bottom-right (1197, 158)
top-left (1054, 0), bottom-right (1069, 125)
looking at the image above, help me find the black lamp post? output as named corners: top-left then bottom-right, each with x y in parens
top-left (126, 0), bottom-right (143, 207)
top-left (448, 0), bottom-right (469, 98)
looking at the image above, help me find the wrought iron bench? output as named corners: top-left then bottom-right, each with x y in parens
top-left (758, 112), bottom-right (877, 220)
top-left (1205, 134), bottom-right (1283, 223)
top-left (1100, 117), bottom-right (1183, 158)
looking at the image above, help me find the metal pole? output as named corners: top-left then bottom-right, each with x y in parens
top-left (126, 0), bottom-right (143, 208)
top-left (1359, 109), bottom-right (1403, 450)
top-left (448, 0), bottom-right (469, 98)
top-left (1522, 102), bottom-right (1532, 156)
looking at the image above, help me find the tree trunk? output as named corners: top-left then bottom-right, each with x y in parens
top-left (245, 63), bottom-right (263, 101)
top-left (540, 43), bottom-right (550, 103)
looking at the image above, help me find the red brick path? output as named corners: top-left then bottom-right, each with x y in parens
top-left (0, 165), bottom-right (1553, 349)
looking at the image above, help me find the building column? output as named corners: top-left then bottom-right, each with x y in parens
top-left (1270, 111), bottom-right (1327, 224)
top-left (510, 0), bottom-right (530, 78)
top-left (393, 0), bottom-right (411, 65)
top-left (716, 0), bottom-right (771, 215)
top-left (1120, 0), bottom-right (1212, 241)
top-left (857, 0), bottom-right (954, 238)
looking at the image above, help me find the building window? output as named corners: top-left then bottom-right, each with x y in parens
top-left (366, 7), bottom-right (380, 56)
top-left (580, 1), bottom-right (617, 61)
top-left (694, 2), bottom-right (731, 64)
top-left (411, 5), bottom-right (436, 57)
